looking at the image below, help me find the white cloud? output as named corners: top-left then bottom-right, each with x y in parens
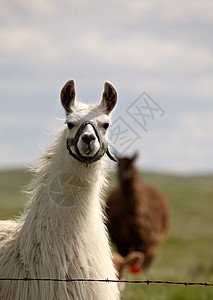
top-left (113, 108), bottom-right (213, 173)
top-left (77, 32), bottom-right (213, 72)
top-left (0, 142), bottom-right (35, 168)
top-left (0, 0), bottom-right (57, 21)
top-left (19, 0), bottom-right (57, 14)
top-left (158, 0), bottom-right (213, 22)
top-left (140, 111), bottom-right (213, 172)
top-left (0, 113), bottom-right (54, 128)
top-left (179, 112), bottom-right (213, 139)
top-left (195, 77), bottom-right (213, 99)
top-left (0, 27), bottom-right (61, 64)
top-left (121, 0), bottom-right (213, 23)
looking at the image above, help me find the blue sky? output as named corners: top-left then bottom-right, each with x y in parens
top-left (1, 0), bottom-right (213, 173)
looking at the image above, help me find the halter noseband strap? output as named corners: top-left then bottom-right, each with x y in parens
top-left (66, 121), bottom-right (116, 164)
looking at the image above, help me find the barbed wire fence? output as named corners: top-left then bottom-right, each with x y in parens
top-left (0, 277), bottom-right (212, 287)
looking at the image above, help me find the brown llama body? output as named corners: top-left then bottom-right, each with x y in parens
top-left (106, 155), bottom-right (169, 270)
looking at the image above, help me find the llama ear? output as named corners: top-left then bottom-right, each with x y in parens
top-left (124, 252), bottom-right (144, 269)
top-left (60, 79), bottom-right (76, 114)
top-left (131, 152), bottom-right (139, 163)
top-left (100, 81), bottom-right (117, 114)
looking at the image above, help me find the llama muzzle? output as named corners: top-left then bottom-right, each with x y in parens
top-left (66, 121), bottom-right (116, 163)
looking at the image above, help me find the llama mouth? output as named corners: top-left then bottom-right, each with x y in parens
top-left (78, 149), bottom-right (99, 159)
top-left (78, 143), bottom-right (98, 157)
top-left (81, 149), bottom-right (97, 157)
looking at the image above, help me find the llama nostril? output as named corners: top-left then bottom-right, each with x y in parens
top-left (82, 133), bottom-right (96, 144)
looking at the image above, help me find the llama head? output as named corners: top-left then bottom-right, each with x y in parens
top-left (113, 251), bottom-right (144, 280)
top-left (60, 79), bottom-right (117, 164)
top-left (113, 251), bottom-right (144, 291)
top-left (117, 153), bottom-right (139, 183)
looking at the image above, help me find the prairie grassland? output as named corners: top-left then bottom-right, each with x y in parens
top-left (0, 169), bottom-right (213, 299)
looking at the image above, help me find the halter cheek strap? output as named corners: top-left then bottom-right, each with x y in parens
top-left (66, 121), bottom-right (116, 164)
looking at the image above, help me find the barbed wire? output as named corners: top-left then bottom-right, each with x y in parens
top-left (0, 278), bottom-right (212, 287)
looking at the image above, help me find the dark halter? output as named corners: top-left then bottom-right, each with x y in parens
top-left (66, 121), bottom-right (116, 164)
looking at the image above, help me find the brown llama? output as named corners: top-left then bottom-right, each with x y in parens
top-left (106, 154), bottom-right (169, 270)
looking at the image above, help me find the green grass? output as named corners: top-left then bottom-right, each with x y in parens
top-left (1, 169), bottom-right (213, 299)
top-left (0, 168), bottom-right (32, 219)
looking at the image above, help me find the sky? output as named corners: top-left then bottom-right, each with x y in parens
top-left (0, 0), bottom-right (213, 173)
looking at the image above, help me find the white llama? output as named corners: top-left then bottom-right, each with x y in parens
top-left (0, 79), bottom-right (120, 300)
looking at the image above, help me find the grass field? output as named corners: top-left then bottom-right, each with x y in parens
top-left (0, 169), bottom-right (213, 299)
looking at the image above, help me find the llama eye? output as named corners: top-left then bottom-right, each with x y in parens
top-left (103, 123), bottom-right (110, 130)
top-left (67, 122), bottom-right (75, 130)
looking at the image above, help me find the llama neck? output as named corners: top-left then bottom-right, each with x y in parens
top-left (120, 173), bottom-right (140, 192)
top-left (120, 171), bottom-right (142, 207)
top-left (17, 131), bottom-right (108, 264)
top-left (28, 146), bottom-right (106, 227)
